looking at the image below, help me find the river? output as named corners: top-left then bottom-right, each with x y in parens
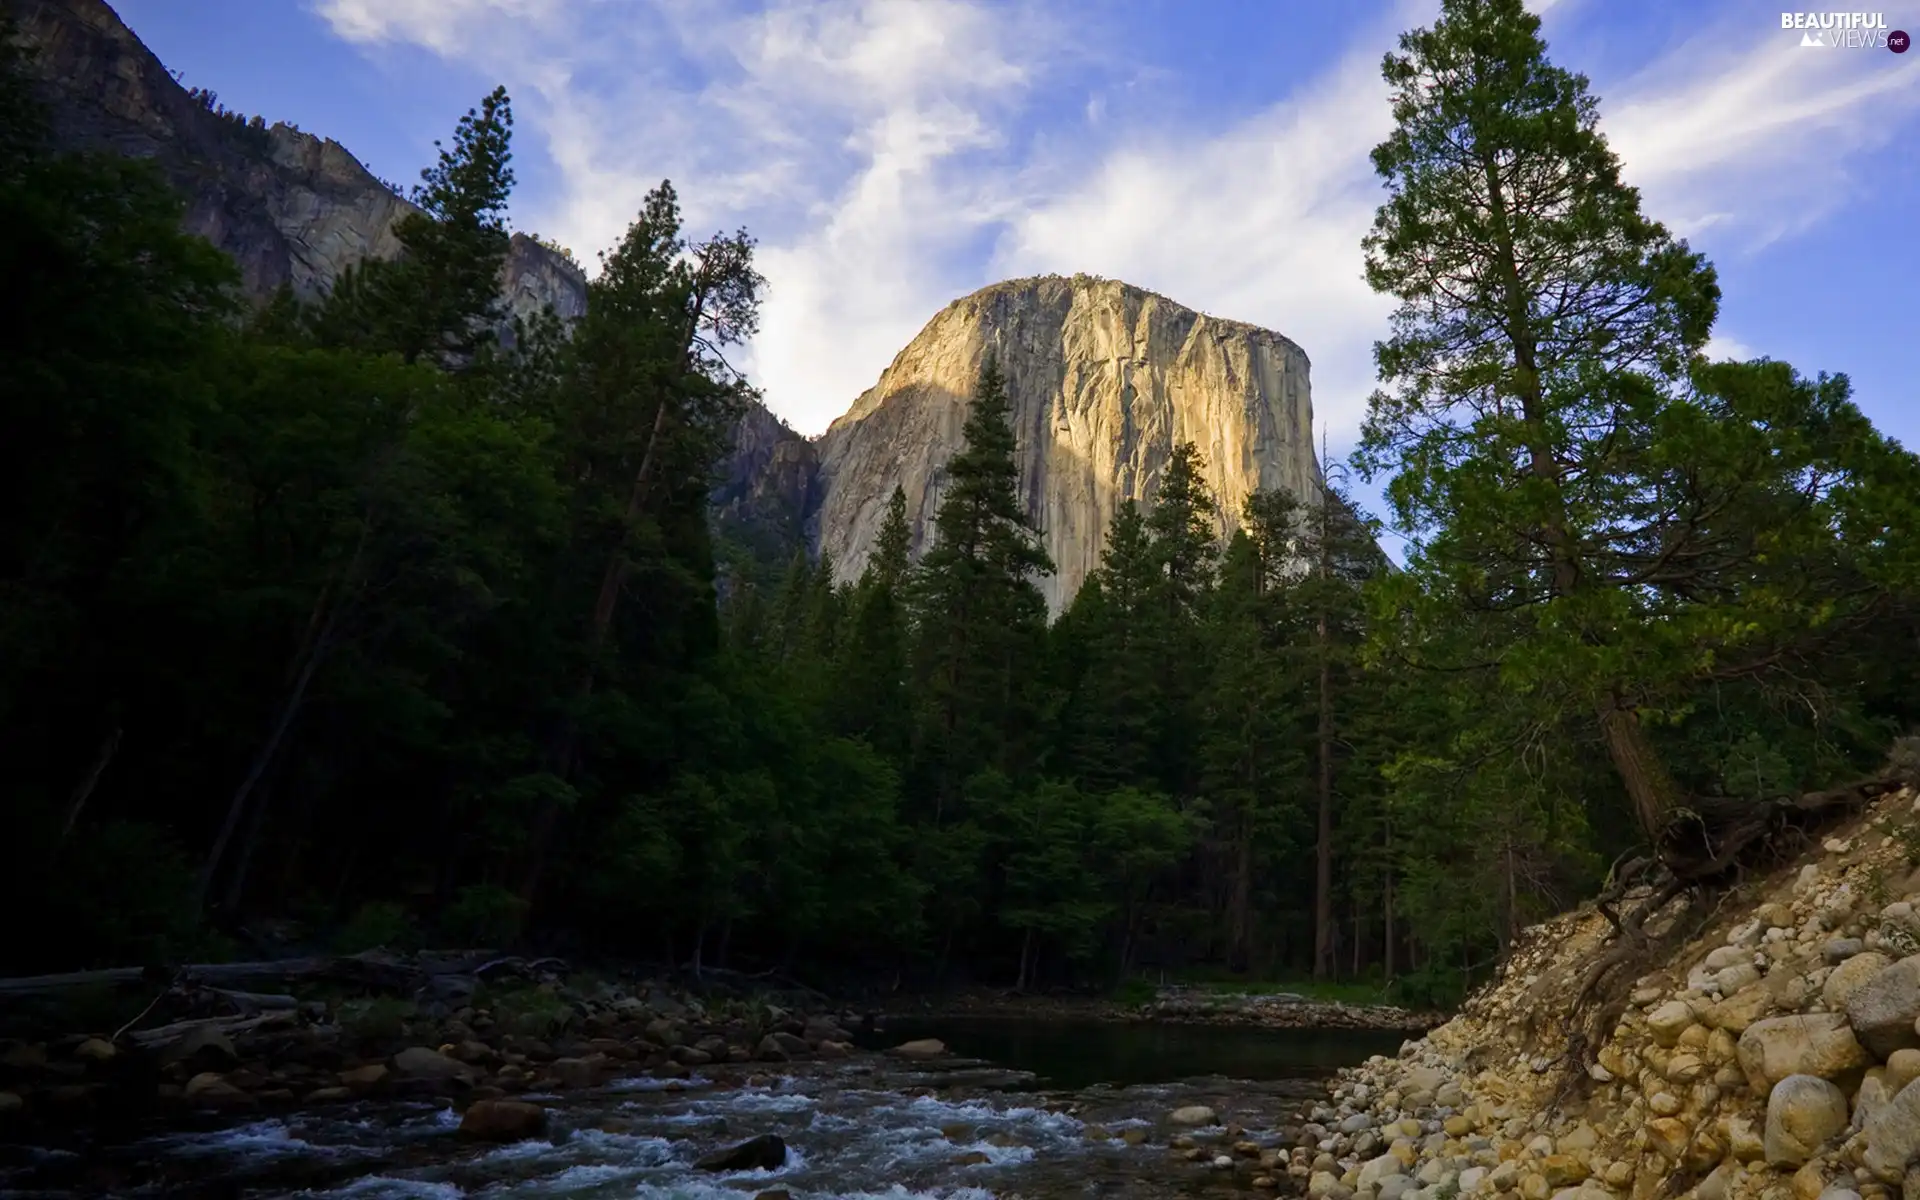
top-left (0, 1018), bottom-right (1404, 1199)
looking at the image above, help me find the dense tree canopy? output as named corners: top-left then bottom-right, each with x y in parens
top-left (1, 7), bottom-right (1914, 1008)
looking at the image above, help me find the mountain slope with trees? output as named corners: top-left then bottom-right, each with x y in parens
top-left (2, 0), bottom-right (1917, 1015)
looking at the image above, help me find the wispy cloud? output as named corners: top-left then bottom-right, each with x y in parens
top-left (1601, 14), bottom-right (1920, 248)
top-left (311, 0), bottom-right (1920, 444)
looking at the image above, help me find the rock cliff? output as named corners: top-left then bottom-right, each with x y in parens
top-left (18, 4), bottom-right (1326, 610)
top-left (12, 0), bottom-right (585, 318)
top-left (1294, 768), bottom-right (1920, 1200)
top-left (811, 274), bottom-right (1322, 611)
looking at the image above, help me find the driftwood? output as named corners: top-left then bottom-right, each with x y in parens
top-left (124, 1010), bottom-right (297, 1050)
top-left (0, 951), bottom-right (426, 999)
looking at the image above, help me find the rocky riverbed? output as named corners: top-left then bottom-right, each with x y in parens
top-left (0, 965), bottom-right (1409, 1198)
top-left (1266, 783), bottom-right (1920, 1200)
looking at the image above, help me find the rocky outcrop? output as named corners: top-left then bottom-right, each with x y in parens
top-left (1287, 782), bottom-right (1920, 1200)
top-left (810, 275), bottom-right (1322, 611)
top-left (13, 0), bottom-right (585, 316)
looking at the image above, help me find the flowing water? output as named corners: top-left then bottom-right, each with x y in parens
top-left (0, 1019), bottom-right (1404, 1200)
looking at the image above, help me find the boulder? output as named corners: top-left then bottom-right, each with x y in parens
top-left (548, 1054), bottom-right (609, 1088)
top-left (1856, 1069), bottom-right (1896, 1133)
top-left (391, 1047), bottom-right (475, 1082)
top-left (1828, 939), bottom-right (1869, 964)
top-left (1706, 985), bottom-right (1777, 1034)
top-left (890, 1039), bottom-right (946, 1061)
top-left (1738, 1014), bottom-right (1869, 1091)
top-left (1892, 1049), bottom-right (1920, 1095)
top-left (158, 1026), bottom-right (239, 1071)
top-left (1170, 1105), bottom-right (1219, 1126)
top-left (1358, 1152), bottom-right (1408, 1190)
top-left (1848, 956), bottom-right (1920, 1059)
top-left (73, 1038), bottom-right (117, 1063)
top-left (183, 1071), bottom-right (256, 1109)
top-left (696, 1133), bottom-right (787, 1172)
top-left (1647, 1000), bottom-right (1696, 1047)
top-left (340, 1063), bottom-right (389, 1089)
top-left (1827, 952), bottom-right (1895, 1012)
top-left (458, 1099), bottom-right (549, 1142)
top-left (1766, 1074), bottom-right (1850, 1166)
top-left (1864, 1078), bottom-right (1920, 1181)
top-left (770, 1032), bottom-right (810, 1057)
top-left (755, 1035), bottom-right (789, 1063)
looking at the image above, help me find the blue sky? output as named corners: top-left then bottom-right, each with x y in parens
top-left (118, 0), bottom-right (1918, 534)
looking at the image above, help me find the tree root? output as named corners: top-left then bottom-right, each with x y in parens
top-left (1547, 766), bottom-right (1914, 1106)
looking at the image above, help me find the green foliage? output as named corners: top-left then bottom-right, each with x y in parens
top-left (440, 885), bottom-right (530, 948)
top-left (481, 983), bottom-right (575, 1037)
top-left (0, 15), bottom-right (1909, 1011)
top-left (338, 996), bottom-right (419, 1042)
top-left (333, 902), bottom-right (421, 954)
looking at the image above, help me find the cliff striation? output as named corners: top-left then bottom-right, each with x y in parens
top-left (811, 274), bottom-right (1322, 611)
top-left (12, 0), bottom-right (586, 319)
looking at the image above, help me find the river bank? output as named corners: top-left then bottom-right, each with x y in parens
top-left (1264, 780), bottom-right (1920, 1200)
top-left (897, 988), bottom-right (1443, 1035)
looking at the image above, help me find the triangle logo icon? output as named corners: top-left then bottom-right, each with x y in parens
top-left (1800, 29), bottom-right (1825, 46)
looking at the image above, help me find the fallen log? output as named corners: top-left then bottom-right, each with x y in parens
top-left (0, 951), bottom-right (423, 999)
top-left (125, 1010), bottom-right (297, 1050)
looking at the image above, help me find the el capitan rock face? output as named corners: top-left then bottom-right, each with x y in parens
top-left (18, 4), bottom-right (1324, 606)
top-left (809, 275), bottom-right (1322, 611)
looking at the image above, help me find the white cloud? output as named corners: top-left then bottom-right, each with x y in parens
top-left (312, 0), bottom-right (1920, 445)
top-left (1601, 17), bottom-right (1920, 247)
top-left (1705, 331), bottom-right (1758, 362)
top-left (313, 0), bottom-right (559, 56)
top-left (990, 13), bottom-right (1410, 447)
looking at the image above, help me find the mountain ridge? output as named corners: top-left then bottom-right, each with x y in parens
top-left (18, 0), bottom-right (1326, 610)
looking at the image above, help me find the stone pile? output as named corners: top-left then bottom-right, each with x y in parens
top-left (1281, 786), bottom-right (1920, 1200)
top-left (0, 978), bottom-right (884, 1136)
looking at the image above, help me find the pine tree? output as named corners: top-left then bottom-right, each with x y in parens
top-left (315, 87), bottom-right (516, 367)
top-left (908, 357), bottom-right (1054, 819)
top-left (1062, 501), bottom-right (1161, 791)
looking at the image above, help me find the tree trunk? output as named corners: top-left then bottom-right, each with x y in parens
top-left (198, 575), bottom-right (352, 912)
top-left (1228, 806), bottom-right (1253, 972)
top-left (60, 723), bottom-right (122, 840)
top-left (1016, 928), bottom-right (1034, 991)
top-left (1599, 700), bottom-right (1682, 845)
top-left (1313, 480), bottom-right (1336, 981)
top-left (524, 265), bottom-right (723, 899)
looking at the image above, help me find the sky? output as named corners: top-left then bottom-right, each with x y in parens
top-left (116, 0), bottom-right (1919, 538)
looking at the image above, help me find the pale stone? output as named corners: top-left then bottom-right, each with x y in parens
top-left (1648, 1117), bottom-right (1691, 1160)
top-left (1169, 1105), bottom-right (1218, 1126)
top-left (1890, 1050), bottom-right (1920, 1095)
top-left (1847, 957), bottom-right (1920, 1059)
top-left (1360, 1153), bottom-right (1409, 1190)
top-left (813, 276), bottom-right (1323, 613)
top-left (1739, 1014), bottom-right (1871, 1091)
top-left (1863, 1079), bottom-right (1920, 1181)
top-left (1728, 1115), bottom-right (1768, 1162)
top-left (1767, 1075), bottom-right (1851, 1166)
top-left (1648, 1001), bottom-right (1697, 1047)
top-left (1855, 1070), bottom-right (1895, 1134)
top-left (1707, 985), bottom-right (1779, 1033)
top-left (1828, 954), bottom-right (1897, 1012)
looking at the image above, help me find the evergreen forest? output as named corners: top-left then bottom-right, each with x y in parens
top-left (4, 0), bottom-right (1918, 1008)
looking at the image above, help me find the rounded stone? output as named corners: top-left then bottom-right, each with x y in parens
top-left (1767, 1074), bottom-right (1851, 1167)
